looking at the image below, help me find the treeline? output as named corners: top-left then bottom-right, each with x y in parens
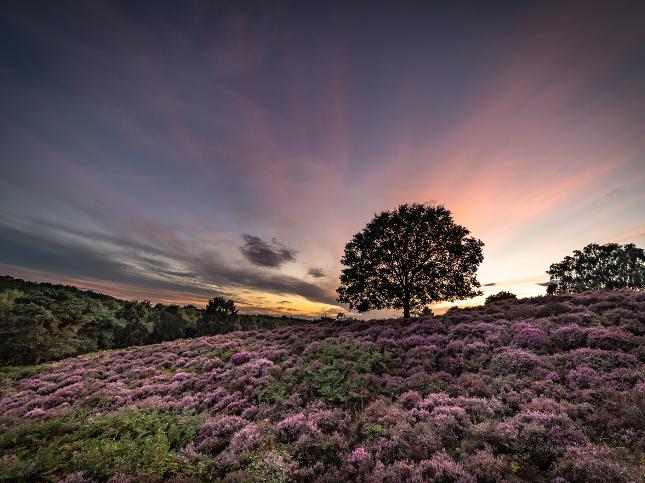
top-left (0, 276), bottom-right (311, 366)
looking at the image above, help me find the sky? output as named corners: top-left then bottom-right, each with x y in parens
top-left (1, 1), bottom-right (644, 317)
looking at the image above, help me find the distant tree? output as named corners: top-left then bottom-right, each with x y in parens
top-left (180, 304), bottom-right (201, 338)
top-left (205, 297), bottom-right (238, 317)
top-left (149, 304), bottom-right (186, 342)
top-left (198, 297), bottom-right (238, 335)
top-left (0, 289), bottom-right (22, 320)
top-left (485, 291), bottom-right (517, 304)
top-left (547, 243), bottom-right (645, 293)
top-left (337, 203), bottom-right (484, 318)
top-left (1, 302), bottom-right (58, 365)
top-left (115, 300), bottom-right (152, 347)
top-left (75, 302), bottom-right (120, 351)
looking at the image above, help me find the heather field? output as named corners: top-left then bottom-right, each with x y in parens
top-left (1, 290), bottom-right (644, 482)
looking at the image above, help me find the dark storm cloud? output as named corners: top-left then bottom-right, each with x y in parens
top-left (0, 217), bottom-right (336, 305)
top-left (307, 267), bottom-right (326, 278)
top-left (240, 234), bottom-right (297, 268)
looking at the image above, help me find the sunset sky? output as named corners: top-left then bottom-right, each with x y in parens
top-left (1, 1), bottom-right (644, 317)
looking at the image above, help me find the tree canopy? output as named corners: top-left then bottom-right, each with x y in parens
top-left (547, 242), bottom-right (645, 293)
top-left (337, 203), bottom-right (484, 318)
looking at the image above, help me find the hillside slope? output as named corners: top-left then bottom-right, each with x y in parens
top-left (0, 275), bottom-right (310, 366)
top-left (1, 290), bottom-right (644, 482)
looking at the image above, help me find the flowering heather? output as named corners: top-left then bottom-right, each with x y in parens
top-left (513, 321), bottom-right (549, 350)
top-left (348, 446), bottom-right (369, 464)
top-left (229, 351), bottom-right (255, 365)
top-left (277, 413), bottom-right (306, 442)
top-left (0, 290), bottom-right (643, 481)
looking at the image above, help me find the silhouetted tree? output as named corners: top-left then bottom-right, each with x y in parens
top-left (547, 243), bottom-right (645, 293)
top-left (337, 203), bottom-right (484, 318)
top-left (198, 296), bottom-right (239, 334)
top-left (485, 291), bottom-right (517, 304)
top-left (205, 297), bottom-right (238, 317)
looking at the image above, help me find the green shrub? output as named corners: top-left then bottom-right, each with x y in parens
top-left (208, 347), bottom-right (234, 362)
top-left (365, 424), bottom-right (390, 440)
top-left (245, 450), bottom-right (291, 483)
top-left (0, 364), bottom-right (51, 381)
top-left (293, 433), bottom-right (342, 466)
top-left (0, 410), bottom-right (204, 481)
top-left (261, 341), bottom-right (391, 410)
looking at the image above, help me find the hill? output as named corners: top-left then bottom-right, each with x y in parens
top-left (0, 275), bottom-right (311, 366)
top-left (1, 290), bottom-right (644, 481)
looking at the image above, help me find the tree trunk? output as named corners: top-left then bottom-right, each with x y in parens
top-left (403, 303), bottom-right (410, 319)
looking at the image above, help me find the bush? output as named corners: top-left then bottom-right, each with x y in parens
top-left (554, 445), bottom-right (637, 482)
top-left (196, 415), bottom-right (247, 454)
top-left (276, 413), bottom-right (305, 442)
top-left (513, 323), bottom-right (549, 350)
top-left (586, 327), bottom-right (634, 351)
top-left (0, 364), bottom-right (51, 381)
top-left (485, 291), bottom-right (517, 304)
top-left (462, 447), bottom-right (508, 482)
top-left (552, 324), bottom-right (586, 350)
top-left (261, 341), bottom-right (391, 409)
top-left (489, 348), bottom-right (540, 376)
top-left (0, 410), bottom-right (204, 480)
